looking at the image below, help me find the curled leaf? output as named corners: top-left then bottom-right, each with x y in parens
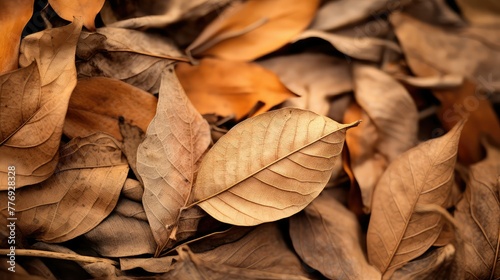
top-left (192, 108), bottom-right (358, 226)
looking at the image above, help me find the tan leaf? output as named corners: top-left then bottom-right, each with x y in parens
top-left (102, 0), bottom-right (234, 29)
top-left (119, 120), bottom-right (146, 181)
top-left (121, 178), bottom-right (144, 202)
top-left (176, 58), bottom-right (297, 119)
top-left (191, 108), bottom-right (358, 226)
top-left (0, 0), bottom-right (33, 73)
top-left (76, 27), bottom-right (184, 93)
top-left (456, 0), bottom-right (500, 26)
top-left (187, 0), bottom-right (320, 61)
top-left (120, 256), bottom-right (175, 274)
top-left (136, 67), bottom-right (211, 254)
top-left (0, 133), bottom-right (128, 242)
top-left (196, 223), bottom-right (309, 277)
top-left (294, 30), bottom-right (401, 62)
top-left (48, 0), bottom-right (105, 30)
top-left (391, 244), bottom-right (456, 280)
top-left (289, 188), bottom-right (381, 279)
top-left (0, 20), bottom-right (81, 189)
top-left (64, 77), bottom-right (157, 141)
top-left (454, 142), bottom-right (500, 279)
top-left (163, 245), bottom-right (309, 280)
top-left (258, 53), bottom-right (352, 116)
top-left (390, 12), bottom-right (500, 91)
top-left (84, 199), bottom-right (156, 257)
top-left (367, 120), bottom-right (464, 278)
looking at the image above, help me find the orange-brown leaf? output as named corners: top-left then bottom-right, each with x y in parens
top-left (49, 0), bottom-right (105, 30)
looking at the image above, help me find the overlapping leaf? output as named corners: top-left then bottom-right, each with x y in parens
top-left (0, 133), bottom-right (128, 242)
top-left (0, 20), bottom-right (81, 189)
top-left (192, 108), bottom-right (358, 225)
top-left (137, 67), bottom-right (211, 254)
top-left (367, 121), bottom-right (464, 278)
top-left (48, 0), bottom-right (105, 30)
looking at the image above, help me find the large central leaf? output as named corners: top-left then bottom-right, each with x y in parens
top-left (191, 108), bottom-right (358, 226)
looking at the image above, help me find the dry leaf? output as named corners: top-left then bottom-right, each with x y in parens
top-left (196, 223), bottom-right (308, 277)
top-left (176, 58), bottom-right (297, 119)
top-left (367, 120), bottom-right (464, 278)
top-left (0, 0), bottom-right (33, 73)
top-left (456, 0), bottom-right (500, 26)
top-left (289, 188), bottom-right (381, 279)
top-left (119, 120), bottom-right (146, 181)
top-left (391, 244), bottom-right (456, 280)
top-left (454, 142), bottom-right (500, 279)
top-left (310, 0), bottom-right (411, 31)
top-left (162, 245), bottom-right (308, 280)
top-left (48, 0), bottom-right (105, 30)
top-left (76, 27), bottom-right (184, 93)
top-left (64, 77), bottom-right (157, 141)
top-left (433, 79), bottom-right (500, 164)
top-left (121, 179), bottom-right (144, 202)
top-left (0, 133), bottom-right (128, 242)
top-left (0, 20), bottom-right (81, 189)
top-left (136, 67), bottom-right (211, 254)
top-left (120, 256), bottom-right (174, 274)
top-left (192, 108), bottom-right (358, 225)
top-left (187, 0), bottom-right (320, 61)
top-left (102, 0), bottom-right (233, 29)
top-left (84, 210), bottom-right (156, 257)
top-left (294, 30), bottom-right (401, 62)
top-left (390, 12), bottom-right (500, 91)
top-left (258, 53), bottom-right (352, 116)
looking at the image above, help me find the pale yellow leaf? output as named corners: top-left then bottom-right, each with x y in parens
top-left (192, 108), bottom-right (358, 226)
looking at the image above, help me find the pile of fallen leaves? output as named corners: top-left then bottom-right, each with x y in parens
top-left (1, 0), bottom-right (499, 279)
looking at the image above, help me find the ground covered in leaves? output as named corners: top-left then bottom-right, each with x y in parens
top-left (1, 0), bottom-right (500, 279)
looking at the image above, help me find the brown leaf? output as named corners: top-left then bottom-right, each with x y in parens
top-left (162, 245), bottom-right (308, 280)
top-left (454, 142), bottom-right (500, 279)
top-left (433, 79), bottom-right (500, 164)
top-left (390, 12), bottom-right (500, 91)
top-left (0, 20), bottom-right (81, 189)
top-left (192, 108), bottom-right (358, 226)
top-left (294, 30), bottom-right (401, 62)
top-left (48, 0), bottom-right (104, 30)
top-left (136, 67), bottom-right (211, 254)
top-left (121, 178), bottom-right (144, 202)
top-left (119, 120), bottom-right (145, 182)
top-left (84, 199), bottom-right (156, 257)
top-left (367, 120), bottom-right (464, 278)
top-left (0, 0), bottom-right (33, 73)
top-left (176, 58), bottom-right (297, 119)
top-left (456, 0), bottom-right (500, 26)
top-left (258, 53), bottom-right (352, 116)
top-left (0, 133), bottom-right (128, 242)
top-left (120, 256), bottom-right (174, 274)
top-left (391, 244), bottom-right (456, 280)
top-left (187, 0), bottom-right (320, 61)
top-left (76, 27), bottom-right (184, 93)
top-left (195, 223), bottom-right (309, 277)
top-left (289, 188), bottom-right (381, 279)
top-left (64, 77), bottom-right (157, 141)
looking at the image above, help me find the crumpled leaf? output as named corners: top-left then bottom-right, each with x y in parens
top-left (191, 108), bottom-right (358, 226)
top-left (258, 53), bottom-right (352, 116)
top-left (76, 27), bottom-right (184, 93)
top-left (84, 199), bottom-right (156, 257)
top-left (454, 142), bottom-right (500, 279)
top-left (64, 77), bottom-right (157, 141)
top-left (367, 120), bottom-right (464, 278)
top-left (391, 244), bottom-right (456, 280)
top-left (0, 20), bottom-right (81, 189)
top-left (289, 188), bottom-right (381, 279)
top-left (176, 58), bottom-right (297, 119)
top-left (102, 0), bottom-right (234, 29)
top-left (0, 133), bottom-right (129, 242)
top-left (161, 244), bottom-right (309, 280)
top-left (0, 0), bottom-right (33, 73)
top-left (187, 0), bottom-right (320, 61)
top-left (48, 0), bottom-right (105, 30)
top-left (390, 12), bottom-right (500, 91)
top-left (294, 30), bottom-right (401, 62)
top-left (137, 67), bottom-right (211, 254)
top-left (196, 223), bottom-right (309, 277)
top-left (310, 0), bottom-right (411, 31)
